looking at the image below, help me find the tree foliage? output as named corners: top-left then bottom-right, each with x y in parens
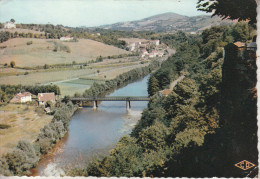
top-left (197, 0), bottom-right (257, 24)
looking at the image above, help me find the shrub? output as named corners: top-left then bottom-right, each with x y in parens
top-left (10, 61), bottom-right (15, 68)
top-left (5, 149), bottom-right (31, 175)
top-left (0, 124), bottom-right (11, 129)
top-left (16, 140), bottom-right (39, 164)
top-left (38, 138), bottom-right (52, 154)
top-left (43, 64), bottom-right (50, 69)
top-left (0, 158), bottom-right (12, 176)
top-left (26, 41), bottom-right (33, 45)
top-left (0, 45), bottom-right (7, 49)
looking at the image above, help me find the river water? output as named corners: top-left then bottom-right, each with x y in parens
top-left (30, 75), bottom-right (149, 176)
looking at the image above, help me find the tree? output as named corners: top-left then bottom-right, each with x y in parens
top-left (10, 61), bottom-right (15, 68)
top-left (148, 76), bottom-right (160, 96)
top-left (10, 19), bottom-right (15, 23)
top-left (232, 22), bottom-right (249, 42)
top-left (197, 0), bottom-right (257, 24)
top-left (62, 95), bottom-right (71, 104)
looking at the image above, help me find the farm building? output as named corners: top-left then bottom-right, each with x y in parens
top-left (10, 92), bottom-right (32, 103)
top-left (4, 21), bottom-right (16, 29)
top-left (60, 36), bottom-right (73, 41)
top-left (38, 93), bottom-right (55, 105)
top-left (128, 43), bottom-right (137, 51)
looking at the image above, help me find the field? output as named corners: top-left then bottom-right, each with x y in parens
top-left (0, 36), bottom-right (158, 96)
top-left (0, 38), bottom-right (129, 67)
top-left (0, 50), bottom-right (149, 96)
top-left (0, 104), bottom-right (53, 156)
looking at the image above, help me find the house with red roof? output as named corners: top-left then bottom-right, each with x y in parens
top-left (37, 92), bottom-right (55, 105)
top-left (10, 92), bottom-right (32, 103)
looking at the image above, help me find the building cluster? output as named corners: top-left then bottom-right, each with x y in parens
top-left (10, 92), bottom-right (56, 106)
top-left (4, 21), bottom-right (16, 29)
top-left (126, 39), bottom-right (165, 58)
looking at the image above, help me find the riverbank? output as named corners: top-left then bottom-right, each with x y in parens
top-left (0, 102), bottom-right (78, 176)
top-left (78, 60), bottom-right (160, 99)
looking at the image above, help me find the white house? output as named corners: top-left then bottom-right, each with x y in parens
top-left (128, 43), bottom-right (136, 51)
top-left (60, 36), bottom-right (73, 41)
top-left (10, 92), bottom-right (32, 103)
top-left (152, 40), bottom-right (160, 46)
top-left (4, 21), bottom-right (16, 29)
top-left (141, 49), bottom-right (149, 58)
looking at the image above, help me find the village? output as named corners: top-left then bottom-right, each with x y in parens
top-left (123, 38), bottom-right (166, 58)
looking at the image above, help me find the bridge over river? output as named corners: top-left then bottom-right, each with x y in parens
top-left (71, 96), bottom-right (150, 110)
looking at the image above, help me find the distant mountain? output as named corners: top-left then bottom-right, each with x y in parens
top-left (99, 12), bottom-right (234, 32)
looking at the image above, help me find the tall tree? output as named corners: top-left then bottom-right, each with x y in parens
top-left (148, 76), bottom-right (160, 96)
top-left (197, 0), bottom-right (257, 24)
top-left (10, 19), bottom-right (15, 23)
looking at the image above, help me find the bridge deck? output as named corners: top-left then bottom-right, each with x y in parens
top-left (71, 96), bottom-right (150, 101)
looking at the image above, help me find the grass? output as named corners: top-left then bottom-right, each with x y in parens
top-left (57, 83), bottom-right (90, 96)
top-left (0, 104), bottom-right (52, 156)
top-left (0, 38), bottom-right (129, 67)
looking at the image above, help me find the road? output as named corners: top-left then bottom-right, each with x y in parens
top-left (169, 75), bottom-right (185, 90)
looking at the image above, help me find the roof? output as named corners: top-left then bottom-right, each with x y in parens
top-left (234, 41), bottom-right (245, 48)
top-left (248, 42), bottom-right (257, 48)
top-left (159, 89), bottom-right (172, 96)
top-left (5, 21), bottom-right (15, 24)
top-left (17, 92), bottom-right (32, 97)
top-left (38, 93), bottom-right (55, 102)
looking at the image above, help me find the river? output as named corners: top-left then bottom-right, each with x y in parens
top-left (30, 75), bottom-right (149, 176)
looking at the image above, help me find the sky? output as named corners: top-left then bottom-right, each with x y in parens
top-left (0, 0), bottom-right (208, 27)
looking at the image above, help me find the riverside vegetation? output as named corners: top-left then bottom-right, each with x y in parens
top-left (0, 100), bottom-right (77, 176)
top-left (66, 22), bottom-right (257, 177)
top-left (74, 60), bottom-right (160, 98)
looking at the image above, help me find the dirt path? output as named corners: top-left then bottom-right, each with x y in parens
top-left (169, 75), bottom-right (185, 90)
